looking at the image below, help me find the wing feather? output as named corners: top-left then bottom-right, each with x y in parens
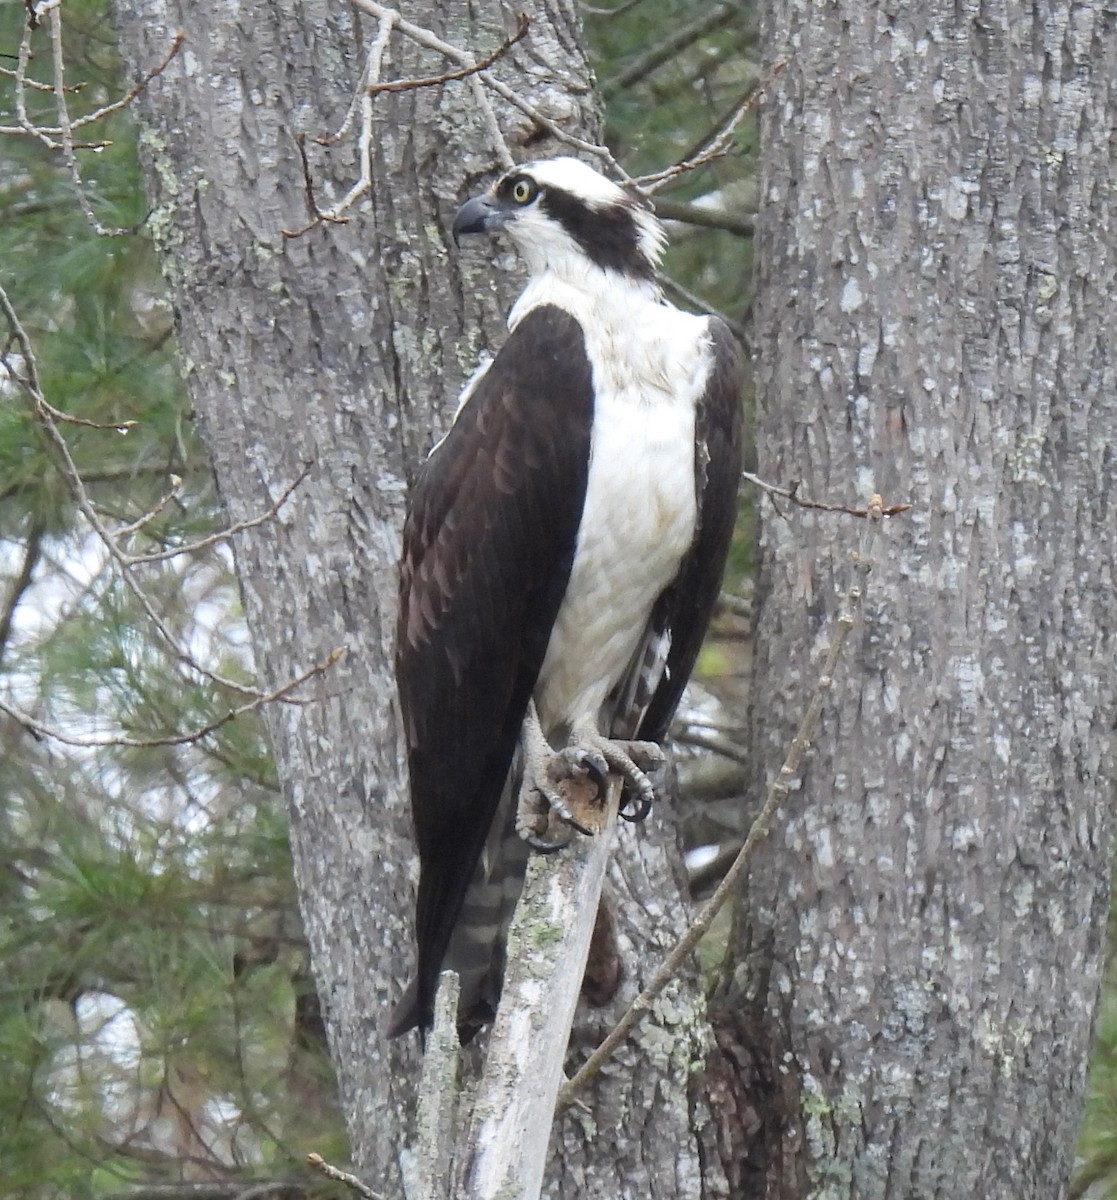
top-left (391, 304), bottom-right (594, 1035)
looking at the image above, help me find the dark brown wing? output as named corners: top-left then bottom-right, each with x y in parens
top-left (635, 317), bottom-right (743, 742)
top-left (390, 304), bottom-right (594, 1036)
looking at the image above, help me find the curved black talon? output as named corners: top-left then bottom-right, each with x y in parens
top-left (552, 745), bottom-right (608, 796)
top-left (618, 790), bottom-right (653, 823)
top-left (522, 825), bottom-right (576, 853)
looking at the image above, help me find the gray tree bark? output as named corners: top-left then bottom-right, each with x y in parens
top-left (740, 1), bottom-right (1117, 1197)
top-left (110, 2), bottom-right (725, 1194)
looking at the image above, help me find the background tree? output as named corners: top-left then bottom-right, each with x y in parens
top-left (738, 0), bottom-right (1117, 1196)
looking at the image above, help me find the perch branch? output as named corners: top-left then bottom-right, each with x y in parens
top-left (417, 972), bottom-right (461, 1200)
top-left (457, 778), bottom-right (622, 1200)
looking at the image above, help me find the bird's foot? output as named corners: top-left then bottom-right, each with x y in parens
top-left (516, 706), bottom-right (665, 849)
top-left (564, 718), bottom-right (665, 824)
top-left (516, 703), bottom-right (600, 850)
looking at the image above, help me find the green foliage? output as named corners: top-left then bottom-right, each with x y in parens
top-left (585, 0), bottom-right (759, 317)
top-left (0, 4), bottom-right (342, 1195)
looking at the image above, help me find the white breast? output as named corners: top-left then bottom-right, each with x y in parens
top-left (525, 281), bottom-right (714, 735)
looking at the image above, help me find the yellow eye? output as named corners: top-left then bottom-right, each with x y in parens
top-left (511, 177), bottom-right (535, 204)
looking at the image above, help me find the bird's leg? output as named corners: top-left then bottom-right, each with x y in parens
top-left (557, 717), bottom-right (665, 824)
top-left (516, 700), bottom-right (594, 851)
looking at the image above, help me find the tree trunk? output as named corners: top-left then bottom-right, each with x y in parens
top-left (111, 2), bottom-right (728, 1193)
top-left (741, 1), bottom-right (1117, 1196)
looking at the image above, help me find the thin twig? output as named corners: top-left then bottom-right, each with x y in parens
top-left (47, 5), bottom-right (128, 236)
top-left (112, 475), bottom-right (184, 540)
top-left (0, 62), bottom-right (81, 91)
top-left (69, 32), bottom-right (184, 130)
top-left (602, 3), bottom-right (734, 98)
top-left (1, 25), bottom-right (180, 137)
top-left (367, 13), bottom-right (529, 95)
top-left (306, 1154), bottom-right (386, 1200)
top-left (629, 59), bottom-right (788, 196)
top-left (282, 10), bottom-right (395, 236)
top-left (35, 395), bottom-right (137, 430)
top-left (352, 0), bottom-right (604, 165)
top-left (14, 16), bottom-right (52, 147)
top-left (0, 282), bottom-right (285, 701)
top-left (742, 470), bottom-right (913, 518)
top-left (118, 466), bottom-right (311, 564)
top-left (557, 497), bottom-right (889, 1108)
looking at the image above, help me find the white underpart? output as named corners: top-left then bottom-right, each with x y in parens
top-left (509, 268), bottom-right (715, 736)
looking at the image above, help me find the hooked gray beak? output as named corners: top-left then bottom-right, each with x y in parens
top-left (452, 193), bottom-right (507, 246)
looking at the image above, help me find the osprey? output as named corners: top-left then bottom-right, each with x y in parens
top-left (390, 157), bottom-right (742, 1039)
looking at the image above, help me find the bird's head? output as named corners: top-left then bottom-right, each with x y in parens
top-left (452, 157), bottom-right (665, 283)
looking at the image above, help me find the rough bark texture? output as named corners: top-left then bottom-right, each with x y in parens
top-left (110, 2), bottom-right (726, 1193)
top-left (742, 1), bottom-right (1117, 1197)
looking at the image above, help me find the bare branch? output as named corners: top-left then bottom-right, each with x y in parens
top-left (118, 465), bottom-right (311, 565)
top-left (0, 281), bottom-right (306, 702)
top-left (111, 474), bottom-right (184, 540)
top-left (287, 5), bottom-right (528, 236)
top-left (457, 779), bottom-right (622, 1200)
top-left (0, 647), bottom-right (344, 749)
top-left (0, 62), bottom-right (81, 91)
top-left (1, 26), bottom-right (182, 137)
top-left (558, 498), bottom-right (890, 1108)
top-left (601, 3), bottom-right (735, 98)
top-left (652, 196), bottom-right (754, 239)
top-left (282, 8), bottom-right (396, 236)
top-left (367, 12), bottom-right (529, 96)
top-left (306, 1153), bottom-right (386, 1200)
top-left (36, 402), bottom-right (137, 430)
top-left (46, 5), bottom-right (129, 235)
top-left (69, 32), bottom-right (184, 130)
top-left (742, 470), bottom-right (913, 519)
top-left (628, 59), bottom-right (788, 196)
top-left (315, 8), bottom-right (398, 148)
